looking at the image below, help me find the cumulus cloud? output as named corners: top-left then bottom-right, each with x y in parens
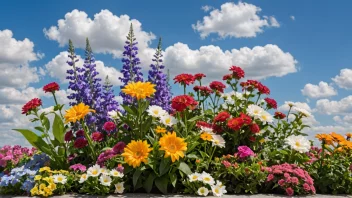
top-left (164, 43), bottom-right (297, 80)
top-left (0, 87), bottom-right (43, 105)
top-left (278, 101), bottom-right (318, 126)
top-left (301, 81), bottom-right (337, 99)
top-left (201, 5), bottom-right (214, 12)
top-left (332, 68), bottom-right (352, 90)
top-left (192, 2), bottom-right (279, 39)
top-left (315, 95), bottom-right (352, 115)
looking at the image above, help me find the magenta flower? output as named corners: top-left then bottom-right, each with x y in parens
top-left (237, 146), bottom-right (255, 159)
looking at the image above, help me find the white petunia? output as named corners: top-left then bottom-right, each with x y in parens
top-left (197, 187), bottom-right (209, 196)
top-left (285, 135), bottom-right (311, 153)
top-left (52, 174), bottom-right (67, 184)
top-left (201, 172), bottom-right (215, 185)
top-left (258, 111), bottom-right (273, 124)
top-left (160, 114), bottom-right (177, 126)
top-left (110, 169), bottom-right (124, 178)
top-left (114, 182), bottom-right (124, 194)
top-left (79, 173), bottom-right (88, 183)
top-left (99, 174), bottom-right (112, 186)
top-left (188, 172), bottom-right (202, 182)
top-left (87, 164), bottom-right (101, 177)
top-left (293, 107), bottom-right (312, 117)
top-left (247, 104), bottom-right (264, 118)
top-left (211, 185), bottom-right (227, 197)
top-left (211, 134), bottom-right (226, 148)
top-left (108, 110), bottom-right (122, 120)
top-left (147, 105), bottom-right (167, 118)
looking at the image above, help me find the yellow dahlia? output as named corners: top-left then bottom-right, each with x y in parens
top-left (121, 140), bottom-right (152, 168)
top-left (155, 126), bottom-right (166, 134)
top-left (159, 132), bottom-right (187, 162)
top-left (64, 103), bottom-right (95, 123)
top-left (121, 81), bottom-right (156, 100)
top-left (200, 132), bottom-right (213, 141)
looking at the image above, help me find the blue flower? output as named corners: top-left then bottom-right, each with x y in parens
top-left (21, 180), bottom-right (35, 193)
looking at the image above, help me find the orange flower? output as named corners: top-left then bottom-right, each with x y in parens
top-left (331, 132), bottom-right (346, 143)
top-left (200, 132), bottom-right (213, 141)
top-left (346, 133), bottom-right (352, 139)
top-left (315, 134), bottom-right (334, 145)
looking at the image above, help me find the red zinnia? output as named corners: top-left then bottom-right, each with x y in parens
top-left (258, 83), bottom-right (270, 95)
top-left (212, 124), bottom-right (223, 133)
top-left (76, 130), bottom-right (85, 137)
top-left (193, 85), bottom-right (201, 92)
top-left (229, 66), bottom-right (245, 79)
top-left (103, 121), bottom-right (116, 132)
top-left (91, 132), bottom-right (104, 142)
top-left (209, 81), bottom-right (226, 93)
top-left (239, 113), bottom-right (252, 125)
top-left (74, 138), bottom-right (88, 149)
top-left (249, 123), bottom-right (260, 133)
top-left (264, 97), bottom-right (277, 109)
top-left (171, 95), bottom-right (198, 112)
top-left (174, 74), bottom-right (195, 85)
top-left (43, 82), bottom-right (60, 93)
top-left (194, 73), bottom-right (206, 81)
top-left (223, 74), bottom-right (233, 81)
top-left (214, 111), bottom-right (230, 122)
top-left (274, 112), bottom-right (286, 119)
top-left (22, 98), bottom-right (42, 115)
top-left (227, 117), bottom-right (244, 131)
top-left (196, 121), bottom-right (212, 129)
top-left (113, 142), bottom-right (126, 154)
top-left (64, 130), bottom-right (73, 142)
top-left (199, 86), bottom-right (213, 96)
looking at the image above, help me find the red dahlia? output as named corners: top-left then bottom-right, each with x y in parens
top-left (214, 111), bottom-right (231, 122)
top-left (229, 66), bottom-right (245, 79)
top-left (22, 98), bottom-right (42, 115)
top-left (264, 97), bottom-right (277, 109)
top-left (274, 112), bottom-right (286, 119)
top-left (258, 83), bottom-right (270, 95)
top-left (174, 74), bottom-right (195, 85)
top-left (43, 82), bottom-right (60, 93)
top-left (249, 123), bottom-right (260, 133)
top-left (227, 117), bottom-right (244, 131)
top-left (194, 73), bottom-right (206, 81)
top-left (171, 95), bottom-right (198, 112)
top-left (239, 113), bottom-right (252, 125)
top-left (209, 81), bottom-right (226, 93)
top-left (91, 131), bottom-right (104, 142)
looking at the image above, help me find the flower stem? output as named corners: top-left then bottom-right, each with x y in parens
top-left (52, 92), bottom-right (64, 119)
top-left (81, 120), bottom-right (97, 161)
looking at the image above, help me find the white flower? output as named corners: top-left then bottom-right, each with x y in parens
top-left (99, 174), bottom-right (112, 186)
top-left (285, 135), bottom-right (311, 153)
top-left (108, 110), bottom-right (121, 120)
top-left (188, 172), bottom-right (202, 182)
top-left (200, 126), bottom-right (213, 134)
top-left (285, 101), bottom-right (295, 107)
top-left (197, 187), bottom-right (209, 196)
top-left (211, 134), bottom-right (226, 148)
top-left (87, 164), bottom-right (101, 177)
top-left (52, 174), bottom-right (67, 184)
top-left (211, 185), bottom-right (227, 197)
top-left (201, 172), bottom-right (215, 185)
top-left (160, 114), bottom-right (177, 126)
top-left (100, 167), bottom-right (109, 175)
top-left (258, 111), bottom-right (273, 124)
top-left (114, 182), bottom-right (124, 194)
top-left (293, 107), bottom-right (312, 117)
top-left (147, 105), bottom-right (167, 118)
top-left (233, 92), bottom-right (244, 100)
top-left (215, 180), bottom-right (224, 188)
top-left (79, 173), bottom-right (88, 183)
top-left (110, 169), bottom-right (124, 178)
top-left (247, 104), bottom-right (264, 118)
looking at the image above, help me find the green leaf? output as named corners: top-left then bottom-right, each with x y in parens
top-left (52, 113), bottom-right (65, 143)
top-left (13, 129), bottom-right (53, 155)
top-left (186, 153), bottom-right (198, 159)
top-left (58, 146), bottom-right (65, 157)
top-left (143, 173), bottom-right (156, 193)
top-left (122, 105), bottom-right (135, 115)
top-left (42, 116), bottom-right (50, 131)
top-left (169, 173), bottom-right (177, 187)
top-left (133, 168), bottom-right (142, 188)
top-left (187, 115), bottom-right (203, 122)
top-left (155, 175), bottom-right (169, 194)
top-left (34, 126), bottom-right (45, 133)
top-left (159, 159), bottom-right (170, 176)
top-left (178, 162), bottom-right (192, 175)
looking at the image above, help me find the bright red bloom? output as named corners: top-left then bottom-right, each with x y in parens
top-left (193, 85), bottom-right (201, 92)
top-left (274, 112), bottom-right (286, 119)
top-left (264, 97), bottom-right (277, 109)
top-left (239, 113), bottom-right (252, 125)
top-left (171, 95), bottom-right (198, 112)
top-left (229, 66), bottom-right (245, 79)
top-left (196, 121), bottom-right (212, 129)
top-left (223, 74), bottom-right (233, 81)
top-left (249, 123), bottom-right (260, 133)
top-left (194, 73), bottom-right (206, 81)
top-left (209, 81), bottom-right (226, 93)
top-left (258, 83), bottom-right (270, 95)
top-left (91, 132), bottom-right (104, 142)
top-left (173, 74), bottom-right (195, 85)
top-left (64, 130), bottom-right (73, 142)
top-left (22, 98), bottom-right (42, 115)
top-left (199, 86), bottom-right (213, 96)
top-left (74, 138), bottom-right (88, 148)
top-left (103, 121), bottom-right (116, 132)
top-left (43, 82), bottom-right (60, 93)
top-left (214, 111), bottom-right (230, 122)
top-left (227, 117), bottom-right (244, 131)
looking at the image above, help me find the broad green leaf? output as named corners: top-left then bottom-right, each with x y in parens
top-left (34, 126), bottom-right (45, 133)
top-left (186, 154), bottom-right (198, 159)
top-left (155, 175), bottom-right (169, 194)
top-left (42, 116), bottom-right (50, 131)
top-left (178, 162), bottom-right (192, 175)
top-left (143, 172), bottom-right (156, 193)
top-left (169, 173), bottom-right (177, 187)
top-left (53, 113), bottom-right (65, 143)
top-left (13, 129), bottom-right (53, 155)
top-left (159, 159), bottom-right (170, 176)
top-left (133, 168), bottom-right (142, 188)
top-left (187, 115), bottom-right (203, 122)
top-left (58, 146), bottom-right (65, 157)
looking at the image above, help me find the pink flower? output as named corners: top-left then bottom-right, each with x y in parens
top-left (103, 121), bottom-right (116, 132)
top-left (284, 173), bottom-right (290, 178)
top-left (69, 163), bottom-right (87, 172)
top-left (222, 160), bottom-right (232, 168)
top-left (113, 142), bottom-right (126, 154)
top-left (267, 174), bottom-right (275, 182)
top-left (91, 131), bottom-right (104, 142)
top-left (278, 179), bottom-right (285, 186)
top-left (237, 146), bottom-right (255, 159)
top-left (310, 185), bottom-right (316, 194)
top-left (286, 187), bottom-right (294, 196)
top-left (291, 177), bottom-right (299, 185)
top-left (303, 183), bottom-right (310, 192)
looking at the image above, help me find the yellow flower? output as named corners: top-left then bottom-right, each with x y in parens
top-left (159, 132), bottom-right (187, 162)
top-left (155, 126), bottom-right (166, 134)
top-left (49, 183), bottom-right (57, 190)
top-left (39, 167), bottom-right (51, 172)
top-left (346, 133), bottom-right (352, 139)
top-left (34, 175), bottom-right (42, 181)
top-left (121, 81), bottom-right (156, 100)
top-left (200, 132), bottom-right (213, 141)
top-left (39, 183), bottom-right (46, 191)
top-left (122, 140), bottom-right (152, 168)
top-left (59, 170), bottom-right (69, 174)
top-left (331, 132), bottom-right (346, 143)
top-left (316, 134), bottom-right (334, 145)
top-left (30, 186), bottom-right (39, 196)
top-left (64, 103), bottom-right (95, 123)
top-left (43, 177), bottom-right (54, 183)
top-left (259, 138), bottom-right (265, 144)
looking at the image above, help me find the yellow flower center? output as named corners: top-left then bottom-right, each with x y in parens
top-left (200, 189), bottom-right (205, 193)
top-left (153, 110), bottom-right (159, 115)
top-left (192, 175), bottom-right (198, 180)
top-left (92, 170), bottom-right (98, 175)
top-left (165, 118), bottom-right (171, 124)
top-left (58, 177), bottom-right (63, 182)
top-left (215, 188), bottom-right (220, 193)
top-left (104, 179), bottom-right (109, 182)
top-left (295, 142), bottom-right (301, 147)
top-left (204, 177), bottom-right (210, 182)
top-left (168, 144), bottom-right (176, 152)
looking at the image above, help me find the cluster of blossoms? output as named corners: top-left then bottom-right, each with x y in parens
top-left (0, 145), bottom-right (36, 168)
top-left (97, 142), bottom-right (125, 166)
top-left (147, 105), bottom-right (177, 127)
top-left (187, 172), bottom-right (226, 197)
top-left (199, 125), bottom-right (226, 148)
top-left (316, 132), bottom-right (352, 151)
top-left (31, 167), bottom-right (69, 197)
top-left (265, 163), bottom-right (315, 196)
top-left (221, 146), bottom-right (255, 168)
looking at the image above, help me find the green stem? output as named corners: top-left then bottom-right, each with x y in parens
top-left (52, 92), bottom-right (64, 119)
top-left (81, 120), bottom-right (97, 161)
top-left (183, 85), bottom-right (186, 95)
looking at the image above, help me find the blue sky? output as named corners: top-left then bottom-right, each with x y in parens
top-left (1, 0), bottom-right (351, 146)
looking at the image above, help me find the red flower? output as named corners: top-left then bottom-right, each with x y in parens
top-left (174, 74), bottom-right (195, 85)
top-left (76, 130), bottom-right (85, 137)
top-left (209, 81), bottom-right (226, 93)
top-left (194, 73), bottom-right (206, 81)
top-left (74, 138), bottom-right (88, 148)
top-left (249, 123), bottom-right (260, 133)
top-left (229, 66), bottom-right (245, 79)
top-left (285, 187), bottom-right (294, 196)
top-left (64, 130), bottom-right (73, 142)
top-left (249, 136), bottom-right (256, 142)
top-left (239, 113), bottom-right (252, 125)
top-left (264, 97), bottom-right (277, 109)
top-left (91, 132), bottom-right (104, 142)
top-left (103, 121), bottom-right (116, 132)
top-left (212, 124), bottom-right (223, 133)
top-left (214, 111), bottom-right (230, 122)
top-left (258, 83), bottom-right (270, 95)
top-left (43, 82), bottom-right (60, 93)
top-left (227, 117), bottom-right (244, 131)
top-left (113, 142), bottom-right (126, 154)
top-left (196, 121), bottom-right (212, 129)
top-left (274, 112), bottom-right (286, 119)
top-left (223, 74), bottom-right (233, 81)
top-left (199, 86), bottom-right (213, 96)
top-left (171, 95), bottom-right (198, 112)
top-left (22, 98), bottom-right (42, 115)
top-left (193, 85), bottom-right (201, 92)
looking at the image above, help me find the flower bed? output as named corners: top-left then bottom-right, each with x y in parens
top-left (1, 25), bottom-right (351, 197)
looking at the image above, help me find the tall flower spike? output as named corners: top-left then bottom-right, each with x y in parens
top-left (119, 24), bottom-right (144, 105)
top-left (148, 37), bottom-right (172, 111)
top-left (102, 75), bottom-right (120, 113)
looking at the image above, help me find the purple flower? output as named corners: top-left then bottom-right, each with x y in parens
top-left (69, 163), bottom-right (87, 172)
top-left (237, 145), bottom-right (255, 159)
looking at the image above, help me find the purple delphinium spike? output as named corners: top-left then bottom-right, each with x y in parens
top-left (147, 37), bottom-right (172, 111)
top-left (101, 75), bottom-right (120, 113)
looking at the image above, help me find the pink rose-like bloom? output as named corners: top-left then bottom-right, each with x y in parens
top-left (69, 163), bottom-right (87, 172)
top-left (91, 131), bottom-right (104, 142)
top-left (278, 179), bottom-right (285, 186)
top-left (103, 121), bottom-right (116, 132)
top-left (286, 187), bottom-right (294, 196)
top-left (303, 183), bottom-right (311, 192)
top-left (267, 174), bottom-right (275, 182)
top-left (291, 177), bottom-right (299, 185)
top-left (284, 173), bottom-right (290, 178)
top-left (222, 160), bottom-right (232, 168)
top-left (237, 146), bottom-right (255, 159)
top-left (310, 185), bottom-right (316, 194)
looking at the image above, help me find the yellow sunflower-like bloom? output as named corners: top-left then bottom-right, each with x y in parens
top-left (331, 132), bottom-right (346, 143)
top-left (200, 132), bottom-right (213, 141)
top-left (155, 126), bottom-right (166, 134)
top-left (64, 103), bottom-right (95, 123)
top-left (315, 134), bottom-right (334, 145)
top-left (159, 132), bottom-right (187, 162)
top-left (121, 81), bottom-right (156, 100)
top-left (30, 186), bottom-right (39, 196)
top-left (121, 140), bottom-right (152, 168)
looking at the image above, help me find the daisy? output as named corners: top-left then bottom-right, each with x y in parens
top-left (200, 126), bottom-right (213, 134)
top-left (211, 134), bottom-right (226, 148)
top-left (285, 135), bottom-right (311, 153)
top-left (79, 174), bottom-right (88, 183)
top-left (108, 110), bottom-right (121, 120)
top-left (110, 169), bottom-right (124, 178)
top-left (52, 174), bottom-right (67, 184)
top-left (100, 167), bottom-right (109, 175)
top-left (99, 174), bottom-right (112, 186)
top-left (293, 107), bottom-right (312, 117)
top-left (258, 111), bottom-right (273, 124)
top-left (160, 114), bottom-right (177, 127)
top-left (87, 164), bottom-right (101, 177)
top-left (114, 182), bottom-right (124, 194)
top-left (201, 172), bottom-right (215, 185)
top-left (197, 187), bottom-right (209, 196)
top-left (247, 104), bottom-right (264, 118)
top-left (188, 172), bottom-right (202, 182)
top-left (211, 185), bottom-right (227, 197)
top-left (147, 105), bottom-right (167, 118)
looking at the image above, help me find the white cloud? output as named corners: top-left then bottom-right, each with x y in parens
top-left (269, 16), bottom-right (280, 27)
top-left (164, 43), bottom-right (297, 80)
top-left (192, 2), bottom-right (279, 39)
top-left (201, 5), bottom-right (214, 12)
top-left (301, 81), bottom-right (337, 98)
top-left (278, 101), bottom-right (318, 126)
top-left (332, 68), bottom-right (352, 90)
top-left (290, 16), bottom-right (295, 21)
top-left (43, 9), bottom-right (155, 65)
top-left (0, 66), bottom-right (40, 88)
top-left (45, 51), bottom-right (123, 86)
top-left (0, 87), bottom-right (43, 105)
top-left (315, 95), bottom-right (352, 115)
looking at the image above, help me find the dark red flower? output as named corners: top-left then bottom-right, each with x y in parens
top-left (274, 112), bottom-right (286, 119)
top-left (227, 117), bottom-right (244, 131)
top-left (229, 66), bottom-right (245, 79)
top-left (223, 74), bottom-right (233, 81)
top-left (171, 95), bottom-right (198, 112)
top-left (258, 83), bottom-right (270, 95)
top-left (250, 123), bottom-right (260, 133)
top-left (22, 98), bottom-right (42, 115)
top-left (43, 82), bottom-right (60, 93)
top-left (103, 121), bottom-right (116, 132)
top-left (239, 113), bottom-right (252, 125)
top-left (76, 130), bottom-right (85, 137)
top-left (194, 73), bottom-right (206, 81)
top-left (249, 136), bottom-right (256, 142)
top-left (209, 81), bottom-right (226, 93)
top-left (196, 121), bottom-right (212, 129)
top-left (74, 138), bottom-right (88, 149)
top-left (64, 130), bottom-right (73, 142)
top-left (174, 74), bottom-right (195, 86)
top-left (113, 142), bottom-right (126, 154)
top-left (193, 85), bottom-right (201, 92)
top-left (91, 131), bottom-right (104, 142)
top-left (199, 86), bottom-right (213, 96)
top-left (264, 97), bottom-right (277, 109)
top-left (212, 124), bottom-right (223, 133)
top-left (214, 111), bottom-right (230, 122)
